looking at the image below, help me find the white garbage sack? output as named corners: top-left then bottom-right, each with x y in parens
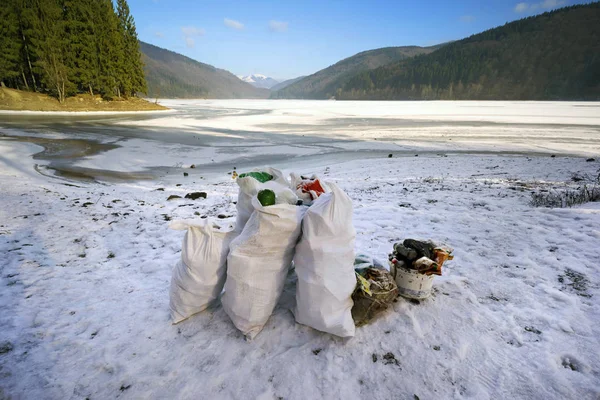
top-left (222, 194), bottom-right (307, 339)
top-left (169, 219), bottom-right (237, 324)
top-left (235, 167), bottom-right (289, 231)
top-left (294, 182), bottom-right (356, 337)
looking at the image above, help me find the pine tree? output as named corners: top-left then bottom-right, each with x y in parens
top-left (14, 0), bottom-right (40, 92)
top-left (64, 0), bottom-right (97, 95)
top-left (116, 0), bottom-right (132, 96)
top-left (116, 0), bottom-right (147, 97)
top-left (0, 0), bottom-right (22, 88)
top-left (27, 0), bottom-right (74, 102)
top-left (96, 0), bottom-right (124, 99)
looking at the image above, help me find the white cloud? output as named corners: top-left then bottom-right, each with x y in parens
top-left (224, 18), bottom-right (244, 30)
top-left (460, 15), bottom-right (475, 22)
top-left (514, 0), bottom-right (566, 13)
top-left (181, 26), bottom-right (205, 36)
top-left (539, 0), bottom-right (567, 8)
top-left (155, 31), bottom-right (164, 38)
top-left (268, 20), bottom-right (288, 32)
top-left (181, 26), bottom-right (205, 48)
top-left (514, 2), bottom-right (529, 12)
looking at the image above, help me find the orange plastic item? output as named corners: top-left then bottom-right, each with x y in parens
top-left (297, 179), bottom-right (326, 200)
top-left (433, 248), bottom-right (453, 268)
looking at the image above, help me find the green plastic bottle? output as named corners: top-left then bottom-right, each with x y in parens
top-left (257, 189), bottom-right (276, 206)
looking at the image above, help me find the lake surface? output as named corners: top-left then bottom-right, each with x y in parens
top-left (1, 100), bottom-right (599, 183)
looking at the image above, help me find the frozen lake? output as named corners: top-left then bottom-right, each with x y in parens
top-left (1, 100), bottom-right (599, 182)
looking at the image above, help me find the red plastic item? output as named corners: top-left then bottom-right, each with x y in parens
top-left (298, 179), bottom-right (326, 200)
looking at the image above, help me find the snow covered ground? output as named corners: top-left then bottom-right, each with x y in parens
top-left (1, 101), bottom-right (600, 399)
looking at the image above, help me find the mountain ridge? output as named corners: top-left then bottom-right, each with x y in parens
top-left (141, 3), bottom-right (599, 101)
top-left (337, 3), bottom-right (600, 100)
top-left (270, 45), bottom-right (441, 99)
top-left (140, 42), bottom-right (269, 99)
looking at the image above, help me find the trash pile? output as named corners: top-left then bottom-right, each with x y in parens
top-left (389, 239), bottom-right (454, 299)
top-left (352, 265), bottom-right (399, 327)
top-left (169, 167), bottom-right (454, 339)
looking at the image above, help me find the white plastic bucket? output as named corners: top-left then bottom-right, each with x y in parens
top-left (390, 263), bottom-right (435, 299)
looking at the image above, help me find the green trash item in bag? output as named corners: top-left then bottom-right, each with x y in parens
top-left (257, 189), bottom-right (276, 206)
top-left (238, 171), bottom-right (274, 183)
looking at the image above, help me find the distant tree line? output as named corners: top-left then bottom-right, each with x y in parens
top-left (337, 3), bottom-right (600, 100)
top-left (0, 0), bottom-right (147, 102)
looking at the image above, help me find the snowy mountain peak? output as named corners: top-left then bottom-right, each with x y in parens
top-left (237, 74), bottom-right (280, 89)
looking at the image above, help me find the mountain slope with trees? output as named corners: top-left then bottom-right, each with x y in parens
top-left (270, 46), bottom-right (439, 99)
top-left (0, 0), bottom-right (146, 103)
top-left (140, 42), bottom-right (269, 99)
top-left (270, 76), bottom-right (306, 91)
top-left (338, 3), bottom-right (600, 100)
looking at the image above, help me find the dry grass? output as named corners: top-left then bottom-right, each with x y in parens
top-left (530, 170), bottom-right (600, 208)
top-left (0, 87), bottom-right (168, 112)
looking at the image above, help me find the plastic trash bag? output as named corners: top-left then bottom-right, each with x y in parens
top-left (235, 167), bottom-right (289, 232)
top-left (222, 192), bottom-right (308, 340)
top-left (294, 183), bottom-right (356, 337)
top-left (351, 267), bottom-right (398, 327)
top-left (354, 253), bottom-right (386, 271)
top-left (169, 219), bottom-right (237, 324)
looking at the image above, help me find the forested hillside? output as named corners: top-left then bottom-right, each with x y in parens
top-left (338, 3), bottom-right (600, 100)
top-left (0, 0), bottom-right (146, 102)
top-left (271, 46), bottom-right (438, 99)
top-left (270, 76), bottom-right (306, 91)
top-left (140, 42), bottom-right (269, 99)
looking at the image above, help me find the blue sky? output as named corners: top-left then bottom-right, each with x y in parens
top-left (129, 0), bottom-right (587, 80)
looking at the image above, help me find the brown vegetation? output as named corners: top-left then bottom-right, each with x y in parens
top-left (0, 87), bottom-right (167, 112)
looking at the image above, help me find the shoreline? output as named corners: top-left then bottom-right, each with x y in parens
top-left (0, 108), bottom-right (174, 115)
top-left (0, 87), bottom-right (170, 113)
top-left (2, 129), bottom-right (596, 185)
